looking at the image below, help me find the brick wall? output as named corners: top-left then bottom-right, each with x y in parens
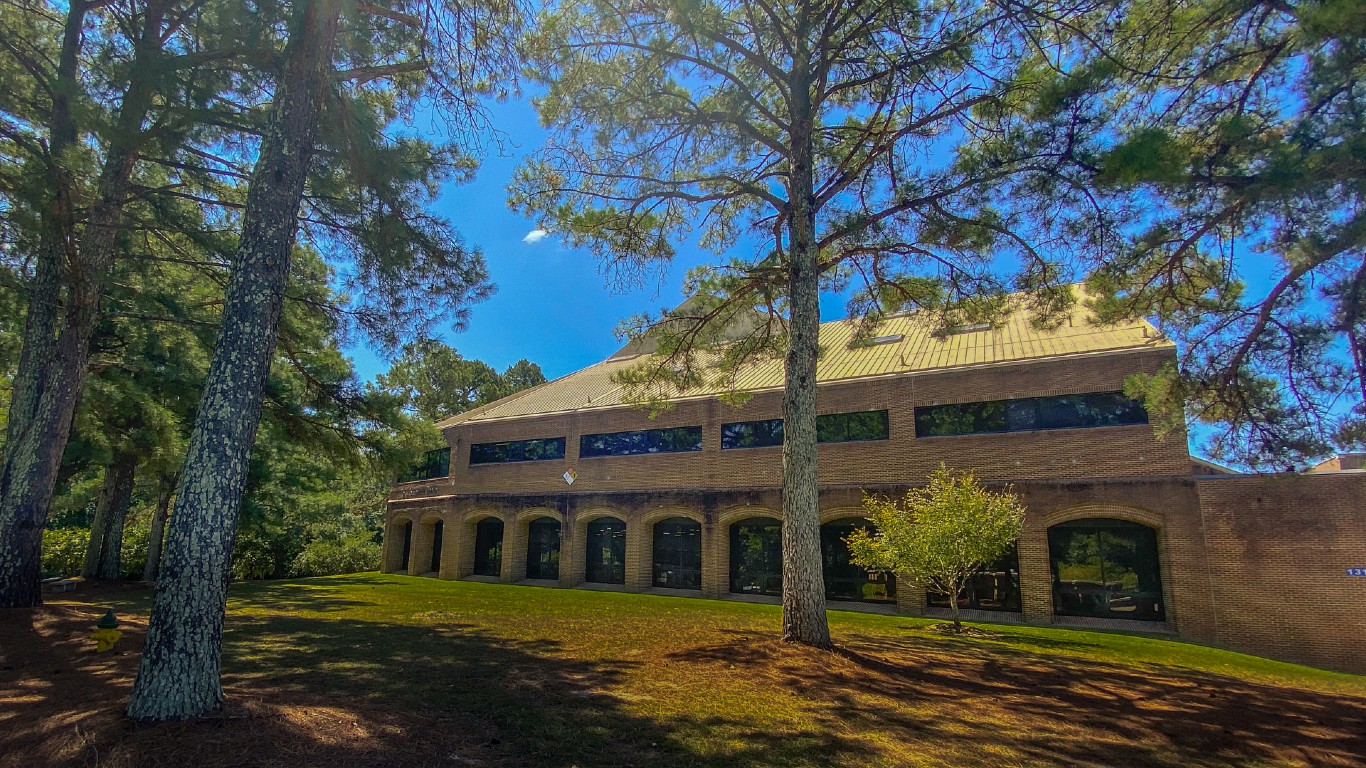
top-left (430, 348), bottom-right (1187, 499)
top-left (1197, 473), bottom-right (1366, 673)
top-left (384, 473), bottom-right (1366, 673)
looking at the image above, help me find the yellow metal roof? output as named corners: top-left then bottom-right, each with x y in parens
top-left (436, 301), bottom-right (1171, 428)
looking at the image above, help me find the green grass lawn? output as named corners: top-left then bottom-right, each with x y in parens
top-left (8, 573), bottom-right (1365, 768)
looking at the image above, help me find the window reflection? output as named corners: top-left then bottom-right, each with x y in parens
top-left (730, 518), bottom-right (782, 596)
top-left (821, 520), bottom-right (896, 603)
top-left (473, 518), bottom-right (503, 577)
top-left (925, 546), bottom-right (1020, 612)
top-left (653, 518), bottom-right (702, 590)
top-left (526, 517), bottom-right (561, 580)
top-left (1048, 519), bottom-right (1165, 621)
top-left (586, 517), bottom-right (627, 584)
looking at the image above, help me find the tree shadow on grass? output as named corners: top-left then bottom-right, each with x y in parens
top-left (1, 598), bottom-right (864, 768)
top-left (668, 628), bottom-right (1366, 768)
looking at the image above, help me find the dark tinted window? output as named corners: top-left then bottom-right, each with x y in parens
top-left (721, 418), bottom-right (784, 449)
top-left (403, 447), bottom-right (451, 481)
top-left (729, 518), bottom-right (783, 596)
top-left (926, 545), bottom-right (1020, 612)
top-left (473, 518), bottom-right (503, 577)
top-left (1048, 519), bottom-right (1164, 622)
top-left (469, 437), bottom-right (566, 465)
top-left (526, 518), bottom-right (561, 580)
top-left (722, 411), bottom-right (889, 448)
top-left (821, 520), bottom-right (896, 603)
top-left (579, 426), bottom-right (702, 457)
top-left (653, 518), bottom-right (702, 590)
top-left (916, 392), bottom-right (1147, 437)
top-left (585, 517), bottom-right (627, 584)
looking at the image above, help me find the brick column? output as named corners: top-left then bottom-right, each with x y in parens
top-left (1017, 524), bottom-right (1053, 623)
top-left (558, 515), bottom-right (576, 587)
top-left (507, 517), bottom-right (529, 582)
top-left (703, 517), bottom-right (727, 599)
top-left (439, 516), bottom-right (461, 579)
top-left (381, 520), bottom-right (404, 573)
top-left (411, 520), bottom-right (436, 576)
top-left (895, 574), bottom-right (926, 616)
top-left (625, 514), bottom-right (648, 590)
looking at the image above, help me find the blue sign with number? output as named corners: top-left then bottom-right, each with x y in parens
top-left (1349, 568), bottom-right (1366, 577)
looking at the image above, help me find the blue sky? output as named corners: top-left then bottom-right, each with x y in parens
top-left (346, 93), bottom-right (850, 383)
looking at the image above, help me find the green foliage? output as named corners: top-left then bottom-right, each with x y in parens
top-left (290, 533), bottom-right (382, 577)
top-left (40, 527), bottom-right (88, 577)
top-left (849, 465), bottom-right (1025, 628)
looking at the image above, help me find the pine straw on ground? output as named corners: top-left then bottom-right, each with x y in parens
top-left (2, 578), bottom-right (1364, 768)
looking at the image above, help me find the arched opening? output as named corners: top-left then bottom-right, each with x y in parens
top-left (820, 519), bottom-right (895, 603)
top-left (729, 518), bottom-right (782, 596)
top-left (585, 517), bottom-right (626, 584)
top-left (525, 517), bottom-right (561, 580)
top-left (1048, 518), bottom-right (1165, 621)
top-left (652, 517), bottom-right (701, 590)
top-left (428, 520), bottom-right (444, 574)
top-left (400, 520), bottom-right (413, 573)
top-left (926, 545), bottom-right (1020, 613)
top-left (473, 518), bottom-right (504, 577)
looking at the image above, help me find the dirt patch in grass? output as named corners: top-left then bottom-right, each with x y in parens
top-left (3, 579), bottom-right (1365, 768)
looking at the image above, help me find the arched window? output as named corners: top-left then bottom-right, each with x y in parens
top-left (526, 518), bottom-right (561, 580)
top-left (586, 517), bottom-right (627, 584)
top-left (820, 520), bottom-right (896, 603)
top-left (926, 545), bottom-right (1020, 612)
top-left (1049, 518), bottom-right (1165, 621)
top-left (428, 520), bottom-right (444, 574)
top-left (730, 518), bottom-right (782, 596)
top-left (653, 518), bottom-right (701, 590)
top-left (473, 518), bottom-right (504, 577)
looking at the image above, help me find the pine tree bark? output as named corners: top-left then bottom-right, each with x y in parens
top-left (126, 0), bottom-right (343, 721)
top-left (142, 474), bottom-right (177, 582)
top-left (0, 0), bottom-right (165, 607)
top-left (779, 47), bottom-right (832, 649)
top-left (96, 457), bottom-right (137, 581)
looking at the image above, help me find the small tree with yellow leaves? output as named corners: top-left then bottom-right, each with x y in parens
top-left (849, 466), bottom-right (1025, 632)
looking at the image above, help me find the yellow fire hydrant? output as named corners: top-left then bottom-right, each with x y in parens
top-left (90, 609), bottom-right (121, 652)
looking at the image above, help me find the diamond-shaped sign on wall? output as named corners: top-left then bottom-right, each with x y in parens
top-left (563, 468), bottom-right (578, 486)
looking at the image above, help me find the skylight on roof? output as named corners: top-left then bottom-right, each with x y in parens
top-left (945, 322), bottom-right (991, 335)
top-left (852, 333), bottom-right (904, 347)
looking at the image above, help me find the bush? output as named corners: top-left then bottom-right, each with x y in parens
top-left (41, 527), bottom-right (89, 577)
top-left (290, 534), bottom-right (381, 577)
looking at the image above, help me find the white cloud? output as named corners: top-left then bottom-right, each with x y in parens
top-left (522, 228), bottom-right (549, 244)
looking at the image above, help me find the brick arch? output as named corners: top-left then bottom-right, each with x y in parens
top-left (1032, 502), bottom-right (1175, 629)
top-left (459, 509), bottom-right (510, 580)
top-left (383, 514), bottom-right (416, 573)
top-left (575, 506), bottom-right (627, 526)
top-left (639, 507), bottom-right (707, 592)
top-left (641, 506), bottom-right (703, 527)
top-left (1041, 503), bottom-right (1165, 530)
top-left (464, 508), bottom-right (509, 526)
top-left (570, 507), bottom-right (629, 586)
top-left (514, 506), bottom-right (561, 524)
top-left (820, 506), bottom-right (870, 524)
top-left (418, 510), bottom-right (447, 525)
top-left (717, 505), bottom-right (781, 527)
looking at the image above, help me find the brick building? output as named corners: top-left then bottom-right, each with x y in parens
top-left (385, 300), bottom-right (1366, 673)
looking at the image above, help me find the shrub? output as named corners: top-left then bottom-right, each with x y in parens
top-left (41, 527), bottom-right (89, 577)
top-left (290, 534), bottom-right (381, 577)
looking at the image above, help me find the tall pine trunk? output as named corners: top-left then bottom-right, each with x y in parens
top-left (0, 0), bottom-right (164, 607)
top-left (126, 0), bottom-right (343, 721)
top-left (142, 473), bottom-right (177, 582)
top-left (779, 50), bottom-right (832, 649)
top-left (82, 456), bottom-right (137, 580)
